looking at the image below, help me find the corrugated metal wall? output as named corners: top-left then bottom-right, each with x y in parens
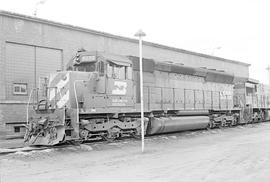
top-left (5, 42), bottom-right (62, 101)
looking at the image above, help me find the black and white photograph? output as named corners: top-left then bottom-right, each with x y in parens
top-left (1, 0), bottom-right (270, 181)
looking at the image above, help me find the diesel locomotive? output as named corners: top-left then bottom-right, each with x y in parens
top-left (24, 50), bottom-right (270, 145)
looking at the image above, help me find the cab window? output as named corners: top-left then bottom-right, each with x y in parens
top-left (117, 66), bottom-right (125, 79)
top-left (126, 66), bottom-right (132, 80)
top-left (107, 63), bottom-right (113, 77)
top-left (112, 66), bottom-right (121, 79)
top-left (75, 62), bottom-right (96, 72)
top-left (97, 61), bottom-right (105, 76)
top-left (86, 63), bottom-right (96, 72)
top-left (107, 62), bottom-right (132, 80)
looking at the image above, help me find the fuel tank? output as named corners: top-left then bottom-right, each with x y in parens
top-left (176, 110), bottom-right (209, 116)
top-left (147, 116), bottom-right (210, 135)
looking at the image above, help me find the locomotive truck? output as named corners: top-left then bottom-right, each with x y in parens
top-left (24, 50), bottom-right (270, 145)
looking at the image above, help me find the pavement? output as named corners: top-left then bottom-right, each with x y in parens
top-left (0, 138), bottom-right (24, 149)
top-left (1, 122), bottom-right (270, 182)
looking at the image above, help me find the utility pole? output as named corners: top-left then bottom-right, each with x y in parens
top-left (33, 0), bottom-right (46, 16)
top-left (135, 29), bottom-right (146, 153)
top-left (211, 46), bottom-right (221, 56)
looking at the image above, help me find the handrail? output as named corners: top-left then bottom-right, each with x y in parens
top-left (26, 88), bottom-right (36, 125)
top-left (73, 80), bottom-right (85, 124)
top-left (26, 83), bottom-right (66, 124)
top-left (73, 73), bottom-right (95, 123)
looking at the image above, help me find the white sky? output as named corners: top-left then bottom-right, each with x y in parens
top-left (1, 0), bottom-right (270, 83)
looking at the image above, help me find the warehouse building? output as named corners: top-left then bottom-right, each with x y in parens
top-left (0, 10), bottom-right (250, 137)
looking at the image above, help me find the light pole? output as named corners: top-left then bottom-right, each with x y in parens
top-left (135, 29), bottom-right (146, 153)
top-left (33, 0), bottom-right (46, 16)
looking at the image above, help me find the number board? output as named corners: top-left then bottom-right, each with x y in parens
top-left (81, 55), bottom-right (96, 62)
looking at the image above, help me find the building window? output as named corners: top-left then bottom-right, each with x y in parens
top-left (14, 126), bottom-right (21, 133)
top-left (13, 83), bottom-right (27, 95)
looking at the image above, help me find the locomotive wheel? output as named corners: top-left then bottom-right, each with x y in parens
top-left (79, 129), bottom-right (89, 140)
top-left (207, 122), bottom-right (213, 129)
top-left (221, 118), bottom-right (227, 127)
top-left (101, 134), bottom-right (116, 142)
top-left (101, 127), bottom-right (120, 142)
top-left (131, 132), bottom-right (141, 140)
top-left (231, 118), bottom-right (236, 126)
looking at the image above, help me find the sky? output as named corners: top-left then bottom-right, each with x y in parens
top-left (1, 0), bottom-right (270, 83)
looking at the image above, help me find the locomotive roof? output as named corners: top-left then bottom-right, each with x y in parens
top-left (129, 55), bottom-right (233, 75)
top-left (77, 51), bottom-right (132, 66)
top-left (74, 51), bottom-right (235, 84)
top-left (155, 60), bottom-right (234, 84)
top-left (129, 55), bottom-right (234, 84)
top-left (99, 52), bottom-right (132, 66)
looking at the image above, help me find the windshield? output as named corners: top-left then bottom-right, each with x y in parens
top-left (74, 62), bottom-right (96, 72)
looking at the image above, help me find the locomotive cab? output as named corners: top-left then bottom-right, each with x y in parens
top-left (72, 51), bottom-right (135, 112)
top-left (67, 51), bottom-right (141, 142)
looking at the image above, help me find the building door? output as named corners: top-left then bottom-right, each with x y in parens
top-left (36, 47), bottom-right (62, 88)
top-left (5, 42), bottom-right (62, 101)
top-left (5, 43), bottom-right (35, 101)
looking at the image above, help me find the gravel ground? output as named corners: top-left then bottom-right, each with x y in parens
top-left (1, 122), bottom-right (270, 182)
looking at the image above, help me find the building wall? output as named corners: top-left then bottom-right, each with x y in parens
top-left (5, 42), bottom-right (62, 101)
top-left (0, 16), bottom-right (5, 100)
top-left (0, 11), bottom-right (250, 136)
top-left (0, 102), bottom-right (27, 137)
top-left (0, 13), bottom-right (249, 81)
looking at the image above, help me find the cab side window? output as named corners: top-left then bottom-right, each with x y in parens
top-left (113, 65), bottom-right (125, 79)
top-left (107, 63), bottom-right (132, 80)
top-left (126, 66), bottom-right (132, 80)
top-left (107, 63), bottom-right (113, 78)
top-left (97, 61), bottom-right (105, 76)
top-left (118, 66), bottom-right (125, 79)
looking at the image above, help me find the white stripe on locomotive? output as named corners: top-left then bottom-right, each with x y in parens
top-left (48, 73), bottom-right (70, 108)
top-left (57, 90), bottom-right (70, 108)
top-left (49, 73), bottom-right (69, 101)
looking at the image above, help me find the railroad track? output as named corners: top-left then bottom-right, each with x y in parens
top-left (0, 146), bottom-right (51, 155)
top-left (1, 122), bottom-right (268, 156)
top-left (0, 137), bottom-right (135, 156)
